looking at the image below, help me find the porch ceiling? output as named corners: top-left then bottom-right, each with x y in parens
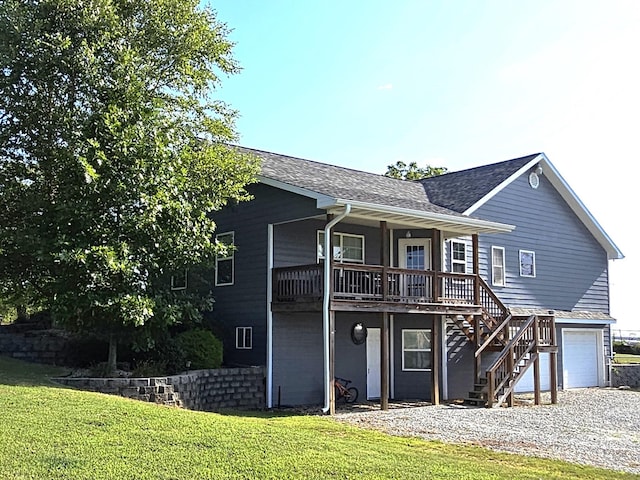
top-left (324, 202), bottom-right (514, 236)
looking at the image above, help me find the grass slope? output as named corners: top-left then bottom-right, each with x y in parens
top-left (0, 356), bottom-right (635, 480)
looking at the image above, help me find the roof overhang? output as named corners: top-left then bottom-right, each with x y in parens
top-left (321, 199), bottom-right (515, 235)
top-left (464, 154), bottom-right (624, 260)
top-left (258, 175), bottom-right (514, 235)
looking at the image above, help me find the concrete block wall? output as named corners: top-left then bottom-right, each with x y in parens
top-left (53, 367), bottom-right (266, 412)
top-left (0, 328), bottom-right (68, 365)
top-left (611, 364), bottom-right (640, 388)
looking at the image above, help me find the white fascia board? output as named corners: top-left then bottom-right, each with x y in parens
top-left (258, 176), bottom-right (335, 206)
top-left (324, 198), bottom-right (515, 233)
top-left (538, 157), bottom-right (624, 261)
top-left (556, 318), bottom-right (616, 325)
top-left (463, 154), bottom-right (545, 216)
top-left (464, 153), bottom-right (624, 261)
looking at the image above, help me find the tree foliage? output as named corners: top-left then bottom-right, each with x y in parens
top-left (385, 160), bottom-right (447, 180)
top-left (0, 0), bottom-right (259, 369)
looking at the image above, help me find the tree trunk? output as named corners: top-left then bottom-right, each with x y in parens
top-left (16, 304), bottom-right (29, 321)
top-left (107, 334), bottom-right (117, 374)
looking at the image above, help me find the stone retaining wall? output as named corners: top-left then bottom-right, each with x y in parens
top-left (0, 327), bottom-right (68, 365)
top-left (53, 367), bottom-right (265, 411)
top-left (612, 364), bottom-right (640, 388)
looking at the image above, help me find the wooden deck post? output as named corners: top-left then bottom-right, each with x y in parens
top-left (550, 315), bottom-right (558, 404)
top-left (380, 221), bottom-right (390, 410)
top-left (472, 234), bottom-right (480, 304)
top-left (533, 316), bottom-right (541, 405)
top-left (431, 315), bottom-right (440, 405)
top-left (381, 312), bottom-right (389, 410)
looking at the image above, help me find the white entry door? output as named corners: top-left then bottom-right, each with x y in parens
top-left (366, 328), bottom-right (381, 399)
top-left (398, 238), bottom-right (432, 270)
top-left (398, 238), bottom-right (432, 299)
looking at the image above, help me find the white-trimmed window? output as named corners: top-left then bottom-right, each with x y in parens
top-left (519, 250), bottom-right (536, 277)
top-left (450, 240), bottom-right (467, 273)
top-left (317, 231), bottom-right (364, 264)
top-left (170, 269), bottom-right (188, 290)
top-left (402, 329), bottom-right (432, 371)
top-left (491, 246), bottom-right (506, 287)
top-left (236, 327), bottom-right (252, 349)
top-left (215, 232), bottom-right (234, 286)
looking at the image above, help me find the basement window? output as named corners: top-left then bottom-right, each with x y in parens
top-left (236, 327), bottom-right (252, 349)
top-left (402, 329), bottom-right (432, 371)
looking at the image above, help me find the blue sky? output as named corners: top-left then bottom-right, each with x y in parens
top-left (206, 0), bottom-right (638, 333)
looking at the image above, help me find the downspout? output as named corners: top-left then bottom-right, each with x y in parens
top-left (322, 204), bottom-right (351, 413)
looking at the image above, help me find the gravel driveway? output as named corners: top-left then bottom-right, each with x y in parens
top-left (335, 388), bottom-right (640, 475)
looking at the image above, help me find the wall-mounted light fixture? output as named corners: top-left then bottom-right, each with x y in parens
top-left (405, 230), bottom-right (412, 238)
top-left (535, 164), bottom-right (543, 175)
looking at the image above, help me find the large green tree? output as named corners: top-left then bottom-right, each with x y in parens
top-left (385, 160), bottom-right (447, 180)
top-left (0, 0), bottom-right (259, 370)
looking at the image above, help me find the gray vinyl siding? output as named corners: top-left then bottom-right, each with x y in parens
top-left (210, 184), bottom-right (322, 367)
top-left (272, 312), bottom-right (378, 406)
top-left (475, 172), bottom-right (610, 313)
top-left (274, 220), bottom-right (383, 268)
top-left (393, 314), bottom-right (433, 400)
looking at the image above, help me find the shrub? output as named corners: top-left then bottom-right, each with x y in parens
top-left (175, 329), bottom-right (222, 370)
top-left (64, 336), bottom-right (109, 368)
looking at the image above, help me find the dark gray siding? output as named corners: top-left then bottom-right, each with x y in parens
top-left (272, 313), bottom-right (324, 406)
top-left (272, 312), bottom-right (379, 406)
top-left (393, 314), bottom-right (433, 400)
top-left (210, 184), bottom-right (322, 366)
top-left (274, 220), bottom-right (383, 267)
top-left (445, 319), bottom-right (474, 399)
top-left (475, 173), bottom-right (610, 313)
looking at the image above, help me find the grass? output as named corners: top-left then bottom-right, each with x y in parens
top-left (614, 353), bottom-right (640, 364)
top-left (0, 357), bottom-right (636, 480)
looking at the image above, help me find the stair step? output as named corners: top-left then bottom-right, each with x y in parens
top-left (467, 390), bottom-right (487, 400)
top-left (463, 398), bottom-right (487, 407)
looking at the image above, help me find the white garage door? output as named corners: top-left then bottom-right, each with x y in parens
top-left (515, 352), bottom-right (551, 393)
top-left (563, 330), bottom-right (600, 388)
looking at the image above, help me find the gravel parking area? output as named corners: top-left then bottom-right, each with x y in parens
top-left (335, 388), bottom-right (640, 474)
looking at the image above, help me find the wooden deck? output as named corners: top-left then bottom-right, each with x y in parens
top-left (272, 263), bottom-right (484, 314)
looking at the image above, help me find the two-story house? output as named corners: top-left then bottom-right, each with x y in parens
top-left (205, 147), bottom-right (623, 412)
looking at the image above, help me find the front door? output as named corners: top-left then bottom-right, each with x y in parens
top-left (398, 238), bottom-right (432, 298)
top-left (366, 328), bottom-right (381, 399)
top-left (398, 238), bottom-right (432, 270)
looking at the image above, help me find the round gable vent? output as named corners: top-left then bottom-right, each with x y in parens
top-left (528, 172), bottom-right (540, 189)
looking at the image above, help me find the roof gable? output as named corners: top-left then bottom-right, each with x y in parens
top-left (422, 152), bottom-right (623, 260)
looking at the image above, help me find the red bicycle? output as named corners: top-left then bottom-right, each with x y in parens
top-left (334, 377), bottom-right (358, 403)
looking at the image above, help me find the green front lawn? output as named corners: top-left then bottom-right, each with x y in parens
top-left (0, 356), bottom-right (633, 480)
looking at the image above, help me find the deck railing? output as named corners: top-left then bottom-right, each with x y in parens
top-left (272, 264), bottom-right (479, 305)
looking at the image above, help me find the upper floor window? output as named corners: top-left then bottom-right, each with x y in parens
top-left (170, 269), bottom-right (188, 290)
top-left (215, 232), bottom-right (234, 286)
top-left (317, 231), bottom-right (364, 264)
top-left (450, 240), bottom-right (467, 273)
top-left (519, 250), bottom-right (536, 277)
top-left (491, 246), bottom-right (505, 287)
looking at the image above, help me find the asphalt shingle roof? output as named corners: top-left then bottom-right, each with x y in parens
top-left (237, 146), bottom-right (462, 216)
top-left (418, 154), bottom-right (540, 213)
top-left (237, 146), bottom-right (540, 217)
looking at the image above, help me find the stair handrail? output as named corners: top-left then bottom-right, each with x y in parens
top-left (486, 314), bottom-right (537, 407)
top-left (476, 276), bottom-right (509, 326)
top-left (475, 313), bottom-right (513, 358)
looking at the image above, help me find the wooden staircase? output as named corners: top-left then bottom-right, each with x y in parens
top-left (461, 278), bottom-right (557, 407)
